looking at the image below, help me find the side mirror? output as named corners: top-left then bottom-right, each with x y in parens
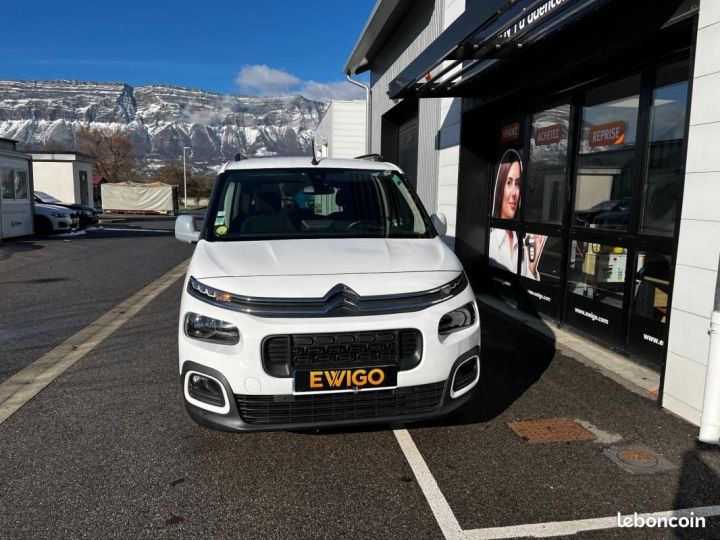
top-left (430, 213), bottom-right (447, 237)
top-left (175, 214), bottom-right (200, 244)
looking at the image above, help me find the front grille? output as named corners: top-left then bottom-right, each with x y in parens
top-left (262, 329), bottom-right (422, 377)
top-left (235, 382), bottom-right (445, 425)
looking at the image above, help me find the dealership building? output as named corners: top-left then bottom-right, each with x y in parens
top-left (345, 0), bottom-right (718, 426)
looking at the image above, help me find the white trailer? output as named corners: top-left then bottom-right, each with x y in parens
top-left (101, 182), bottom-right (178, 215)
top-left (0, 138), bottom-right (34, 240)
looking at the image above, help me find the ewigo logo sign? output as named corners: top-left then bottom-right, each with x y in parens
top-left (294, 367), bottom-right (397, 392)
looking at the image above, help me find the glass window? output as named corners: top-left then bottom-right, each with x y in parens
top-left (207, 168), bottom-right (431, 241)
top-left (568, 241), bottom-right (627, 309)
top-left (2, 169), bottom-right (15, 200)
top-left (640, 62), bottom-right (689, 236)
top-left (633, 252), bottom-right (671, 323)
top-left (574, 76), bottom-right (640, 231)
top-left (526, 104), bottom-right (571, 223)
top-left (14, 170), bottom-right (28, 200)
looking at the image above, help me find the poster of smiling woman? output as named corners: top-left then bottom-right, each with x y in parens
top-left (488, 148), bottom-right (546, 280)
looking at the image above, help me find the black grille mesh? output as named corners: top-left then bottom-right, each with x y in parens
top-left (262, 329), bottom-right (422, 377)
top-left (235, 382), bottom-right (444, 425)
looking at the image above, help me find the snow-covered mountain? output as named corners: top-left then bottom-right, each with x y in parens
top-left (0, 80), bottom-right (326, 172)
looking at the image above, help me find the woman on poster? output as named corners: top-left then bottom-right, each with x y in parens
top-left (488, 149), bottom-right (546, 280)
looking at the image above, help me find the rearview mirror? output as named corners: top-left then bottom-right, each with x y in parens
top-left (430, 213), bottom-right (447, 237)
top-left (175, 214), bottom-right (200, 244)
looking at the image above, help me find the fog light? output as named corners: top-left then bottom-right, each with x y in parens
top-left (188, 373), bottom-right (226, 407)
top-left (184, 312), bottom-right (239, 344)
top-left (438, 302), bottom-right (476, 335)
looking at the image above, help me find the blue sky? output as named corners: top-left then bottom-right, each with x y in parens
top-left (1, 0), bottom-right (375, 98)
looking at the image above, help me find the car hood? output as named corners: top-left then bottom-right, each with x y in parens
top-left (188, 238), bottom-right (463, 297)
top-left (34, 203), bottom-right (72, 214)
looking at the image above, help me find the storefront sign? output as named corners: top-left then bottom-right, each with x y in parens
top-left (588, 121), bottom-right (626, 148)
top-left (498, 0), bottom-right (571, 42)
top-left (534, 124), bottom-right (564, 146)
top-left (500, 122), bottom-right (520, 142)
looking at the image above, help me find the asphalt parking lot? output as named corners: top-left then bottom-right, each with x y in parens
top-left (1, 218), bottom-right (719, 539)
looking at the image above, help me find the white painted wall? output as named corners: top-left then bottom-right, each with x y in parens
top-left (332, 101), bottom-right (367, 158)
top-left (663, 0), bottom-right (720, 426)
top-left (314, 101), bottom-right (367, 158)
top-left (32, 161), bottom-right (76, 202)
top-left (436, 0), bottom-right (465, 248)
top-left (369, 0), bottom-right (444, 211)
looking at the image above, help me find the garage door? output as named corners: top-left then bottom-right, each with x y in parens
top-left (397, 116), bottom-right (419, 189)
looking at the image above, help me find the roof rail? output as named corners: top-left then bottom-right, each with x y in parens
top-left (234, 152), bottom-right (248, 161)
top-left (354, 153), bottom-right (384, 161)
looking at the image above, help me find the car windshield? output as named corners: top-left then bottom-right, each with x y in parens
top-left (35, 191), bottom-right (61, 203)
top-left (206, 168), bottom-right (433, 241)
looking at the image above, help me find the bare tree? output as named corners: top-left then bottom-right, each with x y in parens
top-left (76, 126), bottom-right (137, 183)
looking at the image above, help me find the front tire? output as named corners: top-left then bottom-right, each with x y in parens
top-left (34, 216), bottom-right (54, 235)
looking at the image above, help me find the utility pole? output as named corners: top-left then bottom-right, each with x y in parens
top-left (182, 146), bottom-right (190, 209)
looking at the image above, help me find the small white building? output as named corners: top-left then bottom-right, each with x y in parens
top-left (29, 152), bottom-right (96, 206)
top-left (314, 100), bottom-right (367, 158)
top-left (0, 138), bottom-right (33, 240)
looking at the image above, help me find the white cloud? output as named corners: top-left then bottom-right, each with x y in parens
top-left (235, 65), bottom-right (300, 95)
top-left (234, 64), bottom-right (366, 102)
top-left (299, 80), bottom-right (366, 101)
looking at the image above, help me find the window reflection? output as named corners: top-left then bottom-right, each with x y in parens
top-left (640, 62), bottom-right (688, 236)
top-left (574, 76), bottom-right (640, 231)
top-left (526, 104), bottom-right (570, 223)
top-left (2, 170), bottom-right (14, 200)
top-left (633, 252), bottom-right (671, 323)
top-left (568, 241), bottom-right (627, 309)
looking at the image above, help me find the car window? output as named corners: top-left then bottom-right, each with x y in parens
top-left (207, 168), bottom-right (432, 241)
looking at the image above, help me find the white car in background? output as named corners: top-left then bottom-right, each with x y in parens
top-left (175, 156), bottom-right (481, 432)
top-left (33, 203), bottom-right (79, 234)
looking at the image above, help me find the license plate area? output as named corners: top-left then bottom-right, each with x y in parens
top-left (294, 366), bottom-right (398, 393)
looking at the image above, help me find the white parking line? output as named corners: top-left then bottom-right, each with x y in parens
top-left (393, 429), bottom-right (464, 539)
top-left (0, 259), bottom-right (189, 425)
top-left (394, 428), bottom-right (720, 539)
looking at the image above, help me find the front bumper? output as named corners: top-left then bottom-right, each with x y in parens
top-left (181, 347), bottom-right (479, 432)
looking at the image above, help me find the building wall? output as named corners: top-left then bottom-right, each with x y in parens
top-left (32, 161), bottom-right (76, 202)
top-left (369, 0), bottom-right (444, 212)
top-left (331, 101), bottom-right (367, 158)
top-left (436, 0), bottom-right (465, 247)
top-left (662, 0), bottom-right (720, 425)
top-left (315, 105), bottom-right (333, 158)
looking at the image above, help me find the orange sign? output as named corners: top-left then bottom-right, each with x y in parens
top-left (534, 124), bottom-right (564, 146)
top-left (588, 121), bottom-right (625, 149)
top-left (500, 122), bottom-right (520, 142)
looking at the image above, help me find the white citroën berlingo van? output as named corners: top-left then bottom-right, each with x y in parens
top-left (175, 155), bottom-right (480, 431)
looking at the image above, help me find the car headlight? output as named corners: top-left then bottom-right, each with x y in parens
top-left (438, 302), bottom-right (476, 335)
top-left (50, 212), bottom-right (69, 218)
top-left (184, 312), bottom-right (239, 344)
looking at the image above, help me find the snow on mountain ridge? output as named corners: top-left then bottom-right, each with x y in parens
top-left (0, 80), bottom-right (327, 173)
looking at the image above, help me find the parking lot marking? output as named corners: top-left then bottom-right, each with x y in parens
top-left (0, 258), bottom-right (190, 425)
top-left (396, 428), bottom-right (720, 538)
top-left (393, 429), bottom-right (463, 540)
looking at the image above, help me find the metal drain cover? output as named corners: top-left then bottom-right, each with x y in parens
top-left (604, 444), bottom-right (676, 475)
top-left (507, 418), bottom-right (595, 443)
